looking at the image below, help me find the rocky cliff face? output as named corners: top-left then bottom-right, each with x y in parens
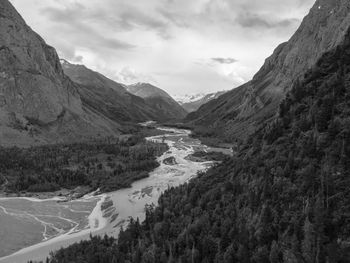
top-left (0, 0), bottom-right (121, 146)
top-left (187, 0), bottom-right (350, 141)
top-left (0, 2), bottom-right (82, 122)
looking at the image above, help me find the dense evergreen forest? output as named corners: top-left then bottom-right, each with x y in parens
top-left (38, 32), bottom-right (350, 263)
top-left (0, 135), bottom-right (167, 194)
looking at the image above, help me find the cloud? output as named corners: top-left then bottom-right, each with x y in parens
top-left (114, 67), bottom-right (156, 85)
top-left (74, 55), bottom-right (84, 63)
top-left (236, 12), bottom-right (300, 29)
top-left (42, 1), bottom-right (173, 40)
top-left (118, 9), bottom-right (171, 39)
top-left (9, 0), bottom-right (316, 96)
top-left (42, 6), bottom-right (135, 52)
top-left (211, 57), bottom-right (238, 64)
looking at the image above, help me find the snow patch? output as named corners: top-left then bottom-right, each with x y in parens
top-left (174, 93), bottom-right (206, 104)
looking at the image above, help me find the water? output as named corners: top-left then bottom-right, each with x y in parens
top-left (0, 127), bottom-right (214, 263)
top-left (0, 196), bottom-right (99, 257)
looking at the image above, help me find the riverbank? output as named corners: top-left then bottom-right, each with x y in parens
top-left (0, 191), bottom-right (104, 262)
top-left (0, 186), bottom-right (93, 200)
top-left (0, 126), bottom-right (218, 263)
top-left (185, 150), bottom-right (228, 162)
top-left (159, 122), bottom-right (235, 154)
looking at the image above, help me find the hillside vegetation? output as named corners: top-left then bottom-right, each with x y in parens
top-left (1, 136), bottom-right (167, 194)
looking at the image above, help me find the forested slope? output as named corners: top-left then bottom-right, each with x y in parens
top-left (1, 136), bottom-right (167, 194)
top-left (43, 29), bottom-right (350, 263)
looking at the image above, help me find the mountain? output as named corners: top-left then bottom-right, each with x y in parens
top-left (0, 0), bottom-right (137, 146)
top-left (60, 60), bottom-right (175, 123)
top-left (176, 91), bottom-right (227, 112)
top-left (60, 59), bottom-right (127, 95)
top-left (127, 83), bottom-right (187, 120)
top-left (187, 0), bottom-right (350, 142)
top-left (62, 62), bottom-right (185, 122)
top-left (127, 82), bottom-right (171, 99)
top-left (46, 11), bottom-right (350, 262)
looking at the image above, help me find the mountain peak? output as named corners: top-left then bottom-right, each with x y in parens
top-left (126, 83), bottom-right (187, 118)
top-left (127, 82), bottom-right (171, 99)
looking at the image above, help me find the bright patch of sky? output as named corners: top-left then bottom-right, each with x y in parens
top-left (10, 0), bottom-right (315, 96)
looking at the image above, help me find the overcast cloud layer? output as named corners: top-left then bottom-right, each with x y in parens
top-left (10, 0), bottom-right (315, 96)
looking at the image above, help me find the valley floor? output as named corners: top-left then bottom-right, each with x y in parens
top-left (0, 127), bottom-right (221, 263)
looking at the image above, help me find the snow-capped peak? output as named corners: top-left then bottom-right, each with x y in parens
top-left (174, 93), bottom-right (206, 104)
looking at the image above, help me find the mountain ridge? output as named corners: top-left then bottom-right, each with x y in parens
top-left (60, 60), bottom-right (169, 123)
top-left (127, 82), bottom-right (173, 99)
top-left (126, 82), bottom-right (188, 120)
top-left (61, 61), bottom-right (187, 122)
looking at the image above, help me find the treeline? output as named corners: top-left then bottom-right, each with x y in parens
top-left (40, 31), bottom-right (350, 262)
top-left (1, 135), bottom-right (168, 193)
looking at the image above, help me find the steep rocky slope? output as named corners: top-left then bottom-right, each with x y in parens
top-left (0, 0), bottom-right (127, 146)
top-left (61, 60), bottom-right (172, 123)
top-left (127, 83), bottom-right (187, 120)
top-left (177, 91), bottom-right (227, 112)
top-left (187, 0), bottom-right (350, 142)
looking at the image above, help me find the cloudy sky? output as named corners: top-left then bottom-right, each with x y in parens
top-left (10, 0), bottom-right (315, 96)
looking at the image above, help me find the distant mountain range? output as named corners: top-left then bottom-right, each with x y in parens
top-left (175, 91), bottom-right (227, 112)
top-left (61, 60), bottom-right (186, 124)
